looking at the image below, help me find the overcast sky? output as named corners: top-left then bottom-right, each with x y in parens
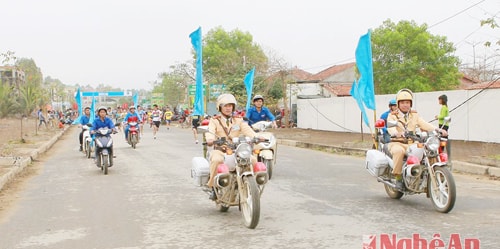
top-left (1, 0), bottom-right (498, 90)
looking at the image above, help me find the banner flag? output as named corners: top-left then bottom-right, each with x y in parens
top-left (350, 79), bottom-right (370, 127)
top-left (72, 88), bottom-right (82, 124)
top-left (190, 27), bottom-right (204, 116)
top-left (133, 92), bottom-right (138, 109)
top-left (244, 67), bottom-right (255, 112)
top-left (355, 30), bottom-right (376, 110)
top-left (89, 96), bottom-right (96, 124)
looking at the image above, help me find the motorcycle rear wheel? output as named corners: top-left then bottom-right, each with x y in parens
top-left (429, 167), bottom-right (456, 213)
top-left (240, 176), bottom-right (260, 229)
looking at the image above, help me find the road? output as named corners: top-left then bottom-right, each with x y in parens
top-left (0, 126), bottom-right (499, 249)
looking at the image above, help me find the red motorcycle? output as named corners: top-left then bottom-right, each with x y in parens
top-left (126, 116), bottom-right (140, 149)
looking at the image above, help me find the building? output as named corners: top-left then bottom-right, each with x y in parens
top-left (0, 66), bottom-right (26, 88)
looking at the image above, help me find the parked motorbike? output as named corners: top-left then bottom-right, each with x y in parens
top-left (251, 121), bottom-right (278, 179)
top-left (366, 117), bottom-right (455, 213)
top-left (82, 124), bottom-right (93, 158)
top-left (93, 127), bottom-right (117, 175)
top-left (191, 131), bottom-right (269, 229)
top-left (127, 120), bottom-right (140, 149)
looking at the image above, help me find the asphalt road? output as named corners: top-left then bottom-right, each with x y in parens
top-left (0, 126), bottom-right (499, 249)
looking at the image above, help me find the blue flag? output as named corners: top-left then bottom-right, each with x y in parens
top-left (133, 92), bottom-right (138, 109)
top-left (190, 27), bottom-right (204, 116)
top-left (89, 96), bottom-right (96, 124)
top-left (350, 79), bottom-right (370, 127)
top-left (244, 67), bottom-right (255, 112)
top-left (355, 30), bottom-right (376, 110)
top-left (72, 88), bottom-right (82, 124)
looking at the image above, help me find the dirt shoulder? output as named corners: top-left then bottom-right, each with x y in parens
top-left (0, 118), bottom-right (63, 158)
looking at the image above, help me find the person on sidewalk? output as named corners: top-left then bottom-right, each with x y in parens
top-left (38, 109), bottom-right (47, 129)
top-left (435, 94), bottom-right (451, 159)
top-left (387, 89), bottom-right (447, 191)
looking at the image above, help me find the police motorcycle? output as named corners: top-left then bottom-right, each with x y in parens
top-left (251, 121), bottom-right (278, 179)
top-left (191, 126), bottom-right (269, 229)
top-left (93, 127), bottom-right (118, 175)
top-left (82, 123), bottom-right (93, 158)
top-left (365, 117), bottom-right (455, 213)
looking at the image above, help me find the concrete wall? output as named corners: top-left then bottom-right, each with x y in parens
top-left (297, 88), bottom-right (500, 143)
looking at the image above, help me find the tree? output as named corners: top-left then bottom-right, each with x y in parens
top-left (154, 62), bottom-right (194, 108)
top-left (0, 80), bottom-right (20, 117)
top-left (16, 58), bottom-right (46, 115)
top-left (481, 17), bottom-right (499, 48)
top-left (371, 20), bottom-right (462, 93)
top-left (201, 27), bottom-right (268, 104)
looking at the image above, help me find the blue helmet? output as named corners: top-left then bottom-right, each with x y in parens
top-left (389, 99), bottom-right (397, 106)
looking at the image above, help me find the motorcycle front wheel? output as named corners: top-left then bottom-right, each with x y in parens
top-left (131, 134), bottom-right (137, 149)
top-left (240, 176), bottom-right (260, 229)
top-left (384, 183), bottom-right (404, 199)
top-left (86, 141), bottom-right (91, 158)
top-left (216, 190), bottom-right (230, 212)
top-left (102, 154), bottom-right (109, 175)
top-left (264, 159), bottom-right (273, 180)
top-left (429, 167), bottom-right (456, 213)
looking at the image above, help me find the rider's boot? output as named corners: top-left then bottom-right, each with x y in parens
top-left (395, 175), bottom-right (405, 191)
top-left (209, 188), bottom-right (216, 200)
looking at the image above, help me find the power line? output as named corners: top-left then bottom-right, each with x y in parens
top-left (428, 0), bottom-right (487, 29)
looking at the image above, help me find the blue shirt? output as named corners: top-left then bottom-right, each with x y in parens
top-left (80, 115), bottom-right (91, 125)
top-left (246, 106), bottom-right (275, 126)
top-left (380, 110), bottom-right (391, 134)
top-left (91, 117), bottom-right (115, 132)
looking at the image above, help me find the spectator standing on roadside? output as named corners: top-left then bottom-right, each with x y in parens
top-left (435, 94), bottom-right (451, 159)
top-left (38, 109), bottom-right (47, 129)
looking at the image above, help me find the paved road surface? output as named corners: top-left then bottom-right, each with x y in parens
top-left (0, 126), bottom-right (499, 248)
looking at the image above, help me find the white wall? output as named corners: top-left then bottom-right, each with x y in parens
top-left (297, 89), bottom-right (500, 143)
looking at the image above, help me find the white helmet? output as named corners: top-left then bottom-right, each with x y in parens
top-left (216, 94), bottom-right (237, 112)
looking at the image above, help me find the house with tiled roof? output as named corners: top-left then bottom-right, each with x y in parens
top-left (466, 78), bottom-right (500, 90)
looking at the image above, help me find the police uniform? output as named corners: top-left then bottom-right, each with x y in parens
top-left (387, 110), bottom-right (436, 175)
top-left (205, 115), bottom-right (257, 188)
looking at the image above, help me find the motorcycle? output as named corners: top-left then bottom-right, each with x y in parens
top-left (251, 121), bottom-right (278, 179)
top-left (366, 117), bottom-right (455, 213)
top-left (126, 120), bottom-right (140, 149)
top-left (191, 132), bottom-right (269, 229)
top-left (82, 124), bottom-right (93, 158)
top-left (93, 127), bottom-right (117, 175)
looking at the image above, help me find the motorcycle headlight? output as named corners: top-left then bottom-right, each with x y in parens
top-left (236, 143), bottom-right (252, 159)
top-left (426, 136), bottom-right (440, 152)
